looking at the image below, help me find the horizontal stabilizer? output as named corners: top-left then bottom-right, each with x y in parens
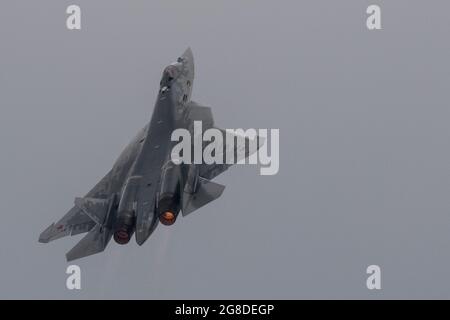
top-left (182, 177), bottom-right (225, 216)
top-left (66, 224), bottom-right (111, 262)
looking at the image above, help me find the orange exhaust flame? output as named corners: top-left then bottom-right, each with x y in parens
top-left (160, 211), bottom-right (176, 226)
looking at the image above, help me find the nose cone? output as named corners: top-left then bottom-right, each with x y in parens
top-left (181, 47), bottom-right (193, 64)
top-left (178, 47), bottom-right (194, 85)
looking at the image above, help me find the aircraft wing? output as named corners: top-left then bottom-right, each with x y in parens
top-left (38, 170), bottom-right (113, 243)
top-left (39, 125), bottom-right (147, 245)
top-left (185, 102), bottom-right (262, 180)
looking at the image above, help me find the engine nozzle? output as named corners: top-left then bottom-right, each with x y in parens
top-left (114, 228), bottom-right (131, 245)
top-left (157, 194), bottom-right (180, 226)
top-left (159, 211), bottom-right (177, 226)
top-left (113, 212), bottom-right (135, 245)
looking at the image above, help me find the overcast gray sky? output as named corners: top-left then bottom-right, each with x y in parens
top-left (1, 0), bottom-right (450, 299)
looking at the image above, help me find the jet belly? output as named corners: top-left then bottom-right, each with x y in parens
top-left (132, 93), bottom-right (178, 245)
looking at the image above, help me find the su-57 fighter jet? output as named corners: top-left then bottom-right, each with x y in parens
top-left (39, 48), bottom-right (261, 261)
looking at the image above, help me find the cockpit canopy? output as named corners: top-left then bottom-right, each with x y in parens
top-left (160, 64), bottom-right (180, 88)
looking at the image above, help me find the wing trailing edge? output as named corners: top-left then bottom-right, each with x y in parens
top-left (182, 177), bottom-right (225, 216)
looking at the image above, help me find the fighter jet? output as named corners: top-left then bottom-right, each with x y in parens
top-left (39, 48), bottom-right (261, 261)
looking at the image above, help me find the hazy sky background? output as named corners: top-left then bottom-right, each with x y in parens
top-left (1, 0), bottom-right (450, 299)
